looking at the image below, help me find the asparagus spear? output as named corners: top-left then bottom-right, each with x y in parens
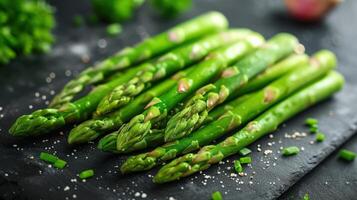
top-left (205, 53), bottom-right (309, 122)
top-left (9, 63), bottom-right (151, 136)
top-left (120, 51), bottom-right (332, 173)
top-left (164, 33), bottom-right (302, 142)
top-left (94, 29), bottom-right (259, 116)
top-left (49, 12), bottom-right (229, 108)
top-left (154, 70), bottom-right (345, 183)
top-left (68, 66), bottom-right (196, 144)
top-left (232, 53), bottom-right (308, 97)
top-left (99, 37), bottom-right (265, 153)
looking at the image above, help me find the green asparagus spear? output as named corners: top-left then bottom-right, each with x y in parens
top-left (233, 53), bottom-right (309, 97)
top-left (120, 50), bottom-right (334, 173)
top-left (68, 66), bottom-right (196, 144)
top-left (49, 12), bottom-right (229, 108)
top-left (9, 63), bottom-right (152, 137)
top-left (154, 70), bottom-right (344, 183)
top-left (99, 38), bottom-right (265, 153)
top-left (164, 33), bottom-right (301, 142)
top-left (95, 29), bottom-right (259, 116)
top-left (206, 53), bottom-right (309, 122)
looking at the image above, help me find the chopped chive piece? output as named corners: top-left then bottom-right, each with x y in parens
top-left (315, 132), bottom-right (325, 142)
top-left (239, 156), bottom-right (252, 164)
top-left (303, 193), bottom-right (310, 200)
top-left (339, 149), bottom-right (356, 161)
top-left (282, 146), bottom-right (300, 156)
top-left (40, 152), bottom-right (58, 164)
top-left (305, 118), bottom-right (318, 126)
top-left (106, 23), bottom-right (122, 36)
top-left (212, 191), bottom-right (223, 200)
top-left (79, 169), bottom-right (95, 179)
top-left (234, 160), bottom-right (243, 173)
top-left (54, 159), bottom-right (67, 169)
top-left (239, 148), bottom-right (252, 156)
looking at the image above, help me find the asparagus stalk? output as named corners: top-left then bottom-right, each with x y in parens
top-left (49, 12), bottom-right (229, 108)
top-left (202, 53), bottom-right (309, 123)
top-left (120, 50), bottom-right (333, 173)
top-left (154, 70), bottom-right (344, 183)
top-left (9, 63), bottom-right (151, 136)
top-left (68, 66), bottom-right (196, 144)
top-left (233, 53), bottom-right (309, 97)
top-left (164, 33), bottom-right (302, 142)
top-left (94, 29), bottom-right (258, 116)
top-left (99, 37), bottom-right (265, 153)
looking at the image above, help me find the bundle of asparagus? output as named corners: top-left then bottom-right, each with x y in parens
top-left (8, 12), bottom-right (344, 186)
top-left (98, 33), bottom-right (299, 153)
top-left (68, 30), bottom-right (263, 144)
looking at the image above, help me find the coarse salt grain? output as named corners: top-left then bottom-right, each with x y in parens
top-left (264, 150), bottom-right (273, 155)
top-left (64, 186), bottom-right (70, 191)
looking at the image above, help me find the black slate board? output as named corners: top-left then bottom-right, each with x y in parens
top-left (1, 0), bottom-right (357, 199)
top-left (279, 134), bottom-right (357, 200)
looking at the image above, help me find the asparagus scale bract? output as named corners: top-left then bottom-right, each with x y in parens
top-left (49, 11), bottom-right (229, 108)
top-left (98, 36), bottom-right (265, 153)
top-left (154, 70), bottom-right (344, 183)
top-left (95, 29), bottom-right (257, 116)
top-left (164, 33), bottom-right (302, 142)
top-left (120, 51), bottom-right (332, 173)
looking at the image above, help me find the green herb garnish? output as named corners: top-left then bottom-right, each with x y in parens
top-left (239, 156), bottom-right (252, 164)
top-left (234, 160), bottom-right (243, 173)
top-left (79, 169), bottom-right (95, 179)
top-left (211, 191), bottom-right (223, 200)
top-left (239, 148), bottom-right (252, 156)
top-left (282, 146), bottom-right (300, 156)
top-left (339, 149), bottom-right (356, 161)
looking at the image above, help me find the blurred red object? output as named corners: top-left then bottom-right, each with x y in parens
top-left (284, 0), bottom-right (341, 22)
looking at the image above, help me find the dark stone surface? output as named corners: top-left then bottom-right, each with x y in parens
top-left (279, 134), bottom-right (357, 200)
top-left (0, 0), bottom-right (356, 199)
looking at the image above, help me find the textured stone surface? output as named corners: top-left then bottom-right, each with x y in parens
top-left (0, 0), bottom-right (356, 199)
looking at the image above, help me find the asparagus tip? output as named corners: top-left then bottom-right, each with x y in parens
top-left (97, 132), bottom-right (119, 152)
top-left (120, 153), bottom-right (158, 174)
top-left (116, 115), bottom-right (152, 152)
top-left (153, 154), bottom-right (195, 183)
top-left (67, 119), bottom-right (105, 144)
top-left (9, 109), bottom-right (65, 136)
top-left (164, 100), bottom-right (207, 142)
